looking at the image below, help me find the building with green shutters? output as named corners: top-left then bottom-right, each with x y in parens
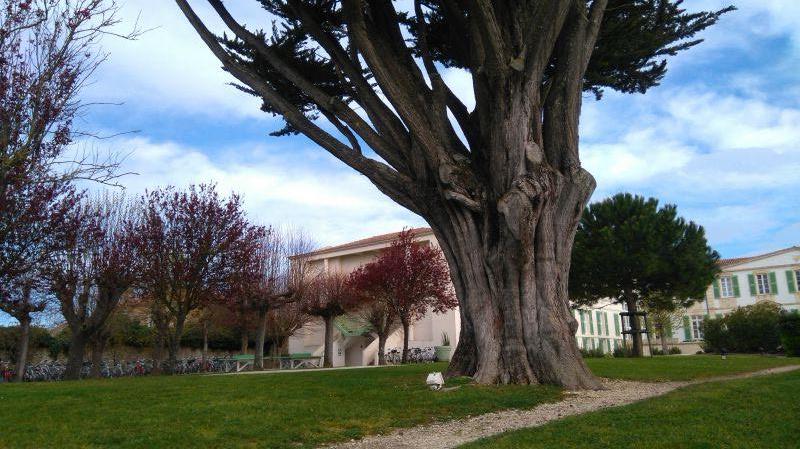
top-left (676, 246), bottom-right (800, 348)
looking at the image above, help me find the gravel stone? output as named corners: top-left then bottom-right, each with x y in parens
top-left (323, 365), bottom-right (799, 449)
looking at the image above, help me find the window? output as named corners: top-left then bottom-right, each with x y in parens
top-left (691, 315), bottom-right (704, 340)
top-left (720, 276), bottom-right (734, 298)
top-left (756, 273), bottom-right (771, 295)
top-left (795, 270), bottom-right (800, 291)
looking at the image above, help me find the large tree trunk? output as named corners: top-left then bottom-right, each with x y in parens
top-left (401, 320), bottom-right (410, 364)
top-left (64, 329), bottom-right (89, 380)
top-left (13, 314), bottom-right (31, 382)
top-left (625, 299), bottom-right (643, 357)
top-left (254, 307), bottom-right (268, 370)
top-left (322, 316), bottom-right (334, 368)
top-left (439, 173), bottom-right (602, 389)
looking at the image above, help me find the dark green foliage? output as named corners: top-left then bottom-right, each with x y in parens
top-left (702, 302), bottom-right (783, 353)
top-left (216, 1), bottom-right (732, 134)
top-left (570, 193), bottom-right (719, 310)
top-left (0, 326), bottom-right (58, 362)
top-left (106, 315), bottom-right (153, 349)
top-left (180, 322), bottom-right (241, 351)
top-left (778, 310), bottom-right (800, 357)
top-left (579, 347), bottom-right (607, 358)
top-left (669, 346), bottom-right (682, 355)
top-left (408, 1), bottom-right (734, 98)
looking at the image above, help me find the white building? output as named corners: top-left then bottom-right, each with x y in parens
top-left (288, 228), bottom-right (625, 367)
top-left (676, 246), bottom-right (800, 348)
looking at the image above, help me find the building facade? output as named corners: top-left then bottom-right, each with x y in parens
top-left (288, 228), bottom-right (626, 367)
top-left (677, 246), bottom-right (800, 346)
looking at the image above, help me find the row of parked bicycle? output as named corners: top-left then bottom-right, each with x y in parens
top-left (0, 357), bottom-right (243, 382)
top-left (0, 348), bottom-right (438, 382)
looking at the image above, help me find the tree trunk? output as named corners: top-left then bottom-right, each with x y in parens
top-left (13, 314), bottom-right (31, 382)
top-left (626, 299), bottom-right (643, 357)
top-left (437, 173), bottom-right (602, 389)
top-left (64, 330), bottom-right (89, 380)
top-left (323, 316), bottom-right (334, 368)
top-left (254, 307), bottom-right (268, 370)
top-left (659, 326), bottom-right (669, 353)
top-left (152, 329), bottom-right (165, 375)
top-left (201, 320), bottom-right (209, 369)
top-left (166, 316), bottom-right (186, 374)
top-left (401, 320), bottom-right (410, 364)
top-left (90, 337), bottom-right (106, 379)
top-left (377, 333), bottom-right (387, 366)
top-left (240, 331), bottom-right (249, 354)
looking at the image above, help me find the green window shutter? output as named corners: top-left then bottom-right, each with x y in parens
top-left (579, 310), bottom-right (586, 334)
top-left (588, 312), bottom-right (594, 335)
top-left (712, 279), bottom-right (721, 298)
top-left (603, 313), bottom-right (610, 336)
top-left (748, 274), bottom-right (757, 295)
top-left (769, 272), bottom-right (779, 294)
top-left (614, 314), bottom-right (620, 336)
top-left (732, 275), bottom-right (741, 297)
top-left (583, 337), bottom-right (590, 348)
top-left (683, 316), bottom-right (691, 341)
top-left (596, 311), bottom-right (603, 335)
top-left (786, 270), bottom-right (797, 294)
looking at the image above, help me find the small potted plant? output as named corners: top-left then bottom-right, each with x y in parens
top-left (435, 332), bottom-right (452, 362)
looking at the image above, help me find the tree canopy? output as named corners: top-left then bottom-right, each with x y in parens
top-left (176, 0), bottom-right (732, 387)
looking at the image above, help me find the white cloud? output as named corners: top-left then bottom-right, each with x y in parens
top-left (90, 136), bottom-right (425, 246)
top-left (84, 0), bottom-right (271, 119)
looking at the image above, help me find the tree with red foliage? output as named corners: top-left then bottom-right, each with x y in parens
top-left (0, 0), bottom-right (129, 381)
top-left (349, 263), bottom-right (397, 366)
top-left (43, 195), bottom-right (137, 380)
top-left (299, 270), bottom-right (359, 368)
top-left (130, 184), bottom-right (256, 374)
top-left (375, 230), bottom-right (457, 364)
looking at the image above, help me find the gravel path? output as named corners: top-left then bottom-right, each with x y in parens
top-left (324, 365), bottom-right (800, 449)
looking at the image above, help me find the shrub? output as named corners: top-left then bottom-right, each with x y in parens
top-left (778, 310), bottom-right (800, 356)
top-left (580, 347), bottom-right (606, 358)
top-left (651, 347), bottom-right (665, 356)
top-left (613, 345), bottom-right (631, 358)
top-left (669, 346), bottom-right (682, 355)
top-left (702, 302), bottom-right (783, 353)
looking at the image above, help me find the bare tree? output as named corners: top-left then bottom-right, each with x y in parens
top-left (175, 0), bottom-right (732, 387)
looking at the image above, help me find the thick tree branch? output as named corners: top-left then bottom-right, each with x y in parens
top-left (174, 0), bottom-right (420, 213)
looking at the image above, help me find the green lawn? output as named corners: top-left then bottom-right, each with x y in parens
top-left (461, 368), bottom-right (800, 449)
top-left (0, 355), bottom-right (797, 449)
top-left (0, 363), bottom-right (559, 449)
top-left (585, 354), bottom-right (799, 381)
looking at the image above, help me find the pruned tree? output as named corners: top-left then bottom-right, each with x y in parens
top-left (175, 0), bottom-right (732, 387)
top-left (44, 195), bottom-right (137, 380)
top-left (0, 0), bottom-right (130, 381)
top-left (299, 270), bottom-right (359, 368)
top-left (265, 302), bottom-right (311, 360)
top-left (349, 262), bottom-right (397, 366)
top-left (130, 184), bottom-right (254, 373)
top-left (643, 301), bottom-right (684, 353)
top-left (375, 230), bottom-right (457, 363)
top-left (570, 193), bottom-right (719, 357)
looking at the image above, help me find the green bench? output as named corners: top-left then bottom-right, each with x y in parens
top-left (231, 353), bottom-right (322, 370)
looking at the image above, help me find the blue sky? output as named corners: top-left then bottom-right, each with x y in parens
top-left (80, 0), bottom-right (799, 259)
